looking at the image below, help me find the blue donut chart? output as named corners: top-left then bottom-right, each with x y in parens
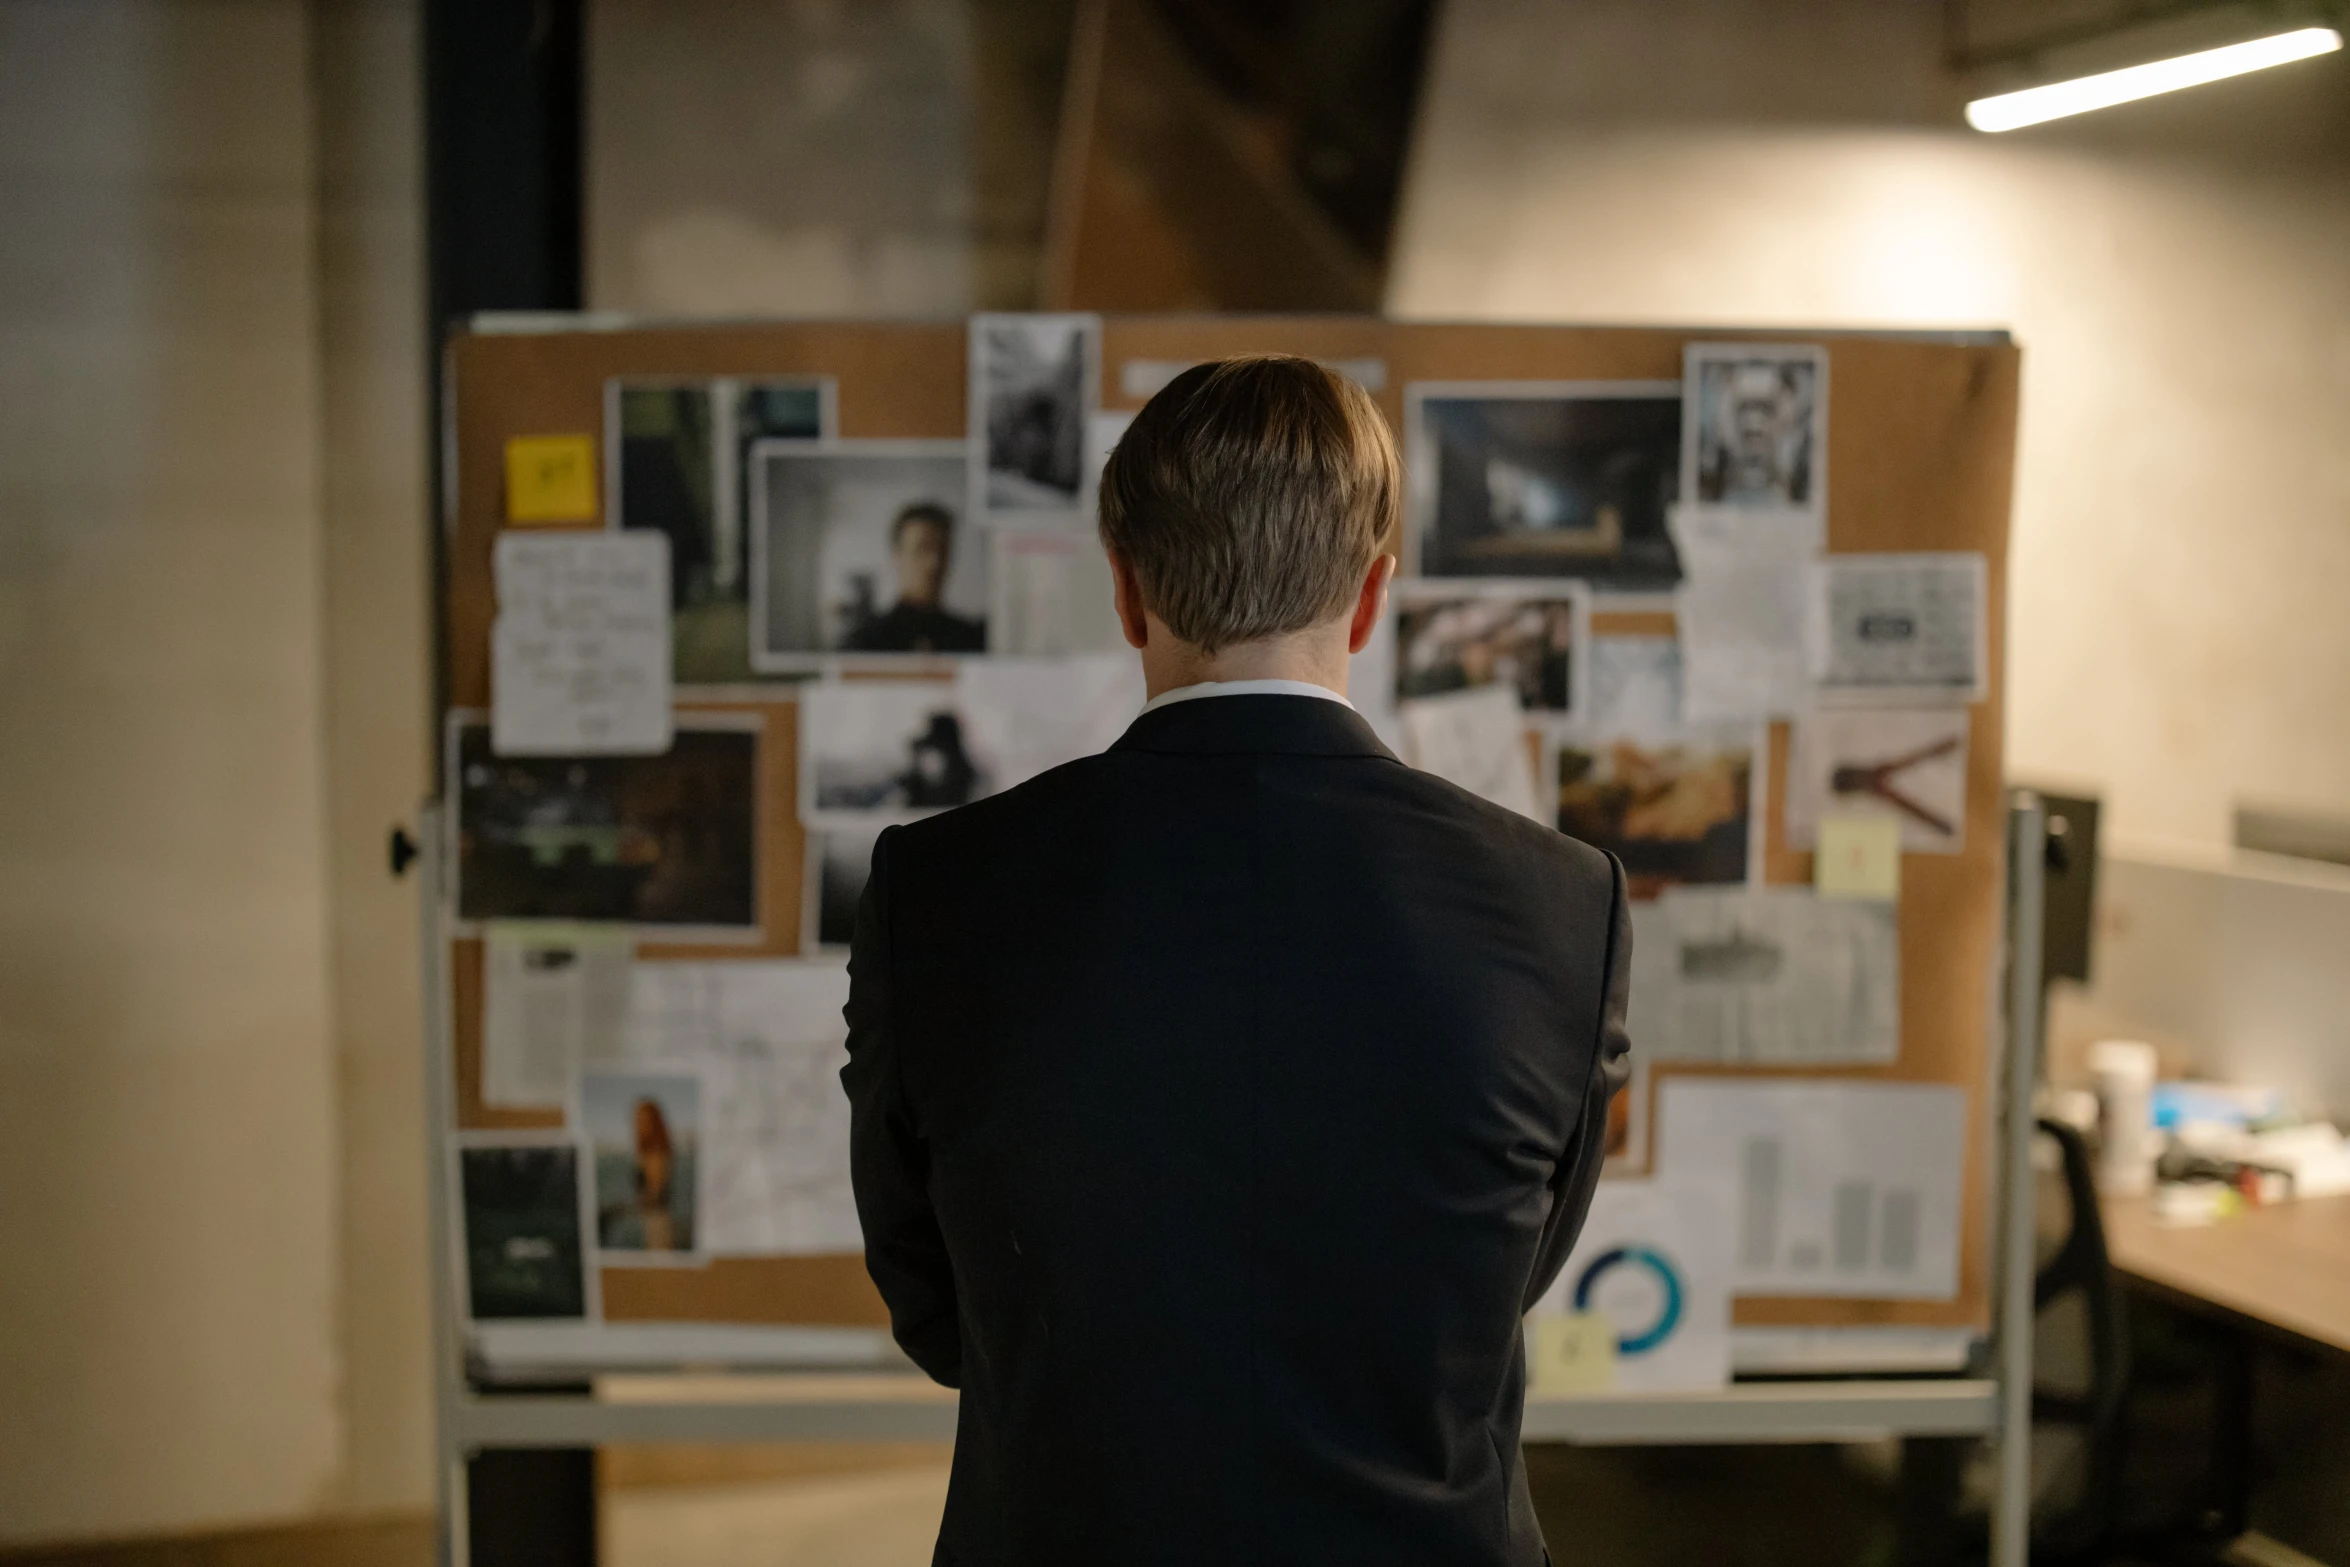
top-left (1571, 1246), bottom-right (1684, 1356)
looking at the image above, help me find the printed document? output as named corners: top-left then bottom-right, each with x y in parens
top-left (1810, 552), bottom-right (1986, 703)
top-left (1630, 887), bottom-right (1899, 1066)
top-left (1659, 1080), bottom-right (1965, 1300)
top-left (622, 961), bottom-right (862, 1257)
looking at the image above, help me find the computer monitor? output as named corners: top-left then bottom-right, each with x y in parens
top-left (2037, 792), bottom-right (2100, 987)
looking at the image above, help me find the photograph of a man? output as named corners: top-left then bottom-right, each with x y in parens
top-left (750, 440), bottom-right (986, 670)
top-left (1685, 343), bottom-right (1827, 519)
top-left (843, 356), bottom-right (1632, 1565)
top-left (841, 502), bottom-right (985, 653)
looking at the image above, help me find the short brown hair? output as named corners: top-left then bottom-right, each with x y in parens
top-left (1098, 355), bottom-right (1399, 654)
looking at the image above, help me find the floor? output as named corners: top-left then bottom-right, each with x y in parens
top-left (604, 1464), bottom-right (951, 1567)
top-left (595, 1442), bottom-right (1902, 1567)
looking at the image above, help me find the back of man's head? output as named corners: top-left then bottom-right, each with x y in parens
top-left (1098, 355), bottom-right (1399, 655)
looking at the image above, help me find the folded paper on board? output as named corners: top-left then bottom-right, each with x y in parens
top-left (1397, 684), bottom-right (1542, 820)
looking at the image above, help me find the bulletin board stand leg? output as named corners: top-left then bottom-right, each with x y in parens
top-left (466, 1447), bottom-right (597, 1567)
top-left (1893, 1436), bottom-right (1969, 1567)
top-left (417, 799), bottom-right (605, 1567)
top-left (1990, 792), bottom-right (2048, 1567)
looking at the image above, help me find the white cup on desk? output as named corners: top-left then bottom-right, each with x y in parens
top-left (2089, 1039), bottom-right (2160, 1195)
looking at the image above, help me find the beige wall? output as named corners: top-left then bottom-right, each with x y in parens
top-left (587, 0), bottom-right (1071, 317)
top-left (0, 0), bottom-right (434, 1542)
top-left (313, 0), bottom-right (433, 1518)
top-left (0, 0), bottom-right (343, 1541)
top-left (1391, 0), bottom-right (2350, 854)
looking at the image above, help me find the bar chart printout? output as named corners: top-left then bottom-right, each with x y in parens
top-left (1659, 1079), bottom-right (1966, 1299)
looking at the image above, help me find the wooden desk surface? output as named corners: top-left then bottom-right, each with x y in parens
top-left (2103, 1193), bottom-right (2350, 1357)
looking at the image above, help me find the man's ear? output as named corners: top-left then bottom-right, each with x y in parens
top-left (1108, 548), bottom-right (1150, 650)
top-left (1347, 554), bottom-right (1397, 656)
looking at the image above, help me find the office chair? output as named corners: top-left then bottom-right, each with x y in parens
top-left (1946, 1117), bottom-right (2131, 1567)
top-left (2028, 1116), bottom-right (2133, 1563)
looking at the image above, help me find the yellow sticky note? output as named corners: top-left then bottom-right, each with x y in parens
top-left (1528, 1311), bottom-right (1616, 1394)
top-left (1816, 812), bottom-right (1902, 900)
top-left (505, 434), bottom-right (598, 524)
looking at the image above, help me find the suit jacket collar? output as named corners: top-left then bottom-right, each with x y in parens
top-left (1111, 692), bottom-right (1399, 760)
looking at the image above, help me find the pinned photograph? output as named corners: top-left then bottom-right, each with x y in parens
top-left (1787, 708), bottom-right (1970, 853)
top-left (608, 376), bottom-right (830, 683)
top-left (1602, 1049), bottom-right (1651, 1176)
top-left (1555, 729), bottom-right (1756, 897)
top-left (581, 1067), bottom-right (704, 1260)
top-left (751, 441), bottom-right (984, 668)
top-left (799, 681), bottom-right (992, 829)
top-left (449, 714), bottom-right (761, 935)
top-left (1810, 551), bottom-right (1987, 703)
top-left (458, 1137), bottom-right (594, 1321)
top-left (972, 313), bottom-right (1099, 515)
top-left (804, 825), bottom-right (882, 952)
top-left (1406, 382), bottom-right (1684, 590)
top-left (1393, 581), bottom-right (1588, 718)
top-left (1681, 343), bottom-right (1827, 523)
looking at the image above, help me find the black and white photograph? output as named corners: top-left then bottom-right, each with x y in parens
top-left (1681, 343), bottom-right (1827, 521)
top-left (1407, 382), bottom-right (1684, 590)
top-left (449, 713), bottom-right (761, 934)
top-left (798, 680), bottom-right (993, 830)
top-left (607, 376), bottom-right (831, 683)
top-left (580, 1068), bottom-right (704, 1260)
top-left (458, 1136), bottom-right (594, 1321)
top-left (804, 824), bottom-right (881, 952)
top-left (751, 441), bottom-right (984, 669)
top-left (1392, 580), bottom-right (1588, 718)
top-left (972, 312), bottom-right (1098, 515)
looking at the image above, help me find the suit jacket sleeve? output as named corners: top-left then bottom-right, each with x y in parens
top-left (1522, 853), bottom-right (1635, 1312)
top-left (840, 826), bottom-right (963, 1385)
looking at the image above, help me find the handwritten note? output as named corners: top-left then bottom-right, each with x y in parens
top-left (492, 531), bottom-right (671, 755)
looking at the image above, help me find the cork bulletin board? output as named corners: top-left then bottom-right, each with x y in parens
top-left (441, 316), bottom-right (2019, 1336)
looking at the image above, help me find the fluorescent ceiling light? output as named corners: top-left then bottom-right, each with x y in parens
top-left (1965, 25), bottom-right (2342, 132)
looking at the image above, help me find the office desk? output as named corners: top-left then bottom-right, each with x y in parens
top-left (2102, 1192), bottom-right (2350, 1556)
top-left (2104, 1193), bottom-right (2350, 1356)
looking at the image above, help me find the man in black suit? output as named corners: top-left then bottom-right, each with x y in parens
top-left (843, 355), bottom-right (1631, 1565)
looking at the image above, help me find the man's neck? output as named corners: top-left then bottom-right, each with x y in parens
top-left (1138, 623), bottom-right (1351, 703)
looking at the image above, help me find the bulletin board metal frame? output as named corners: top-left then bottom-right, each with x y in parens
top-left (423, 314), bottom-right (2040, 1567)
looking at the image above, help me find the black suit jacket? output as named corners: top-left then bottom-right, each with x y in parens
top-left (843, 693), bottom-right (1632, 1566)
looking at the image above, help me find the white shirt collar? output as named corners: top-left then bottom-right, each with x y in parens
top-left (1139, 678), bottom-right (1356, 717)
